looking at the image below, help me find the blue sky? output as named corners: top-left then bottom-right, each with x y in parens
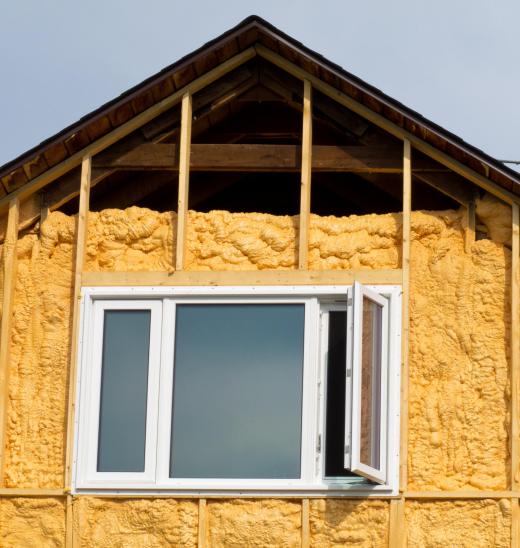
top-left (1, 1), bottom-right (520, 168)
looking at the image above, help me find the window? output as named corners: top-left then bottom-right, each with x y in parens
top-left (74, 284), bottom-right (400, 494)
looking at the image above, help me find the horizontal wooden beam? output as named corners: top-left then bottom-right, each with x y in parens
top-left (82, 269), bottom-right (402, 287)
top-left (93, 143), bottom-right (444, 173)
top-left (404, 490), bottom-right (516, 499)
top-left (0, 488), bottom-right (65, 497)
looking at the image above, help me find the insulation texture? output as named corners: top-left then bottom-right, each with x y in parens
top-left (406, 499), bottom-right (511, 547)
top-left (408, 210), bottom-right (509, 490)
top-left (1, 204), bottom-right (512, 543)
top-left (207, 499), bottom-right (301, 546)
top-left (73, 497), bottom-right (198, 547)
top-left (0, 497), bottom-right (65, 547)
top-left (310, 499), bottom-right (389, 546)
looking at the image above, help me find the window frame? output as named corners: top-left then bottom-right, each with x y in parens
top-left (74, 285), bottom-right (401, 496)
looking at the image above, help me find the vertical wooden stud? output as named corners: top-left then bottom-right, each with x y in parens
top-left (0, 197), bottom-right (19, 483)
top-left (65, 494), bottom-right (73, 548)
top-left (513, 497), bottom-right (519, 548)
top-left (64, 155), bottom-right (92, 490)
top-left (301, 498), bottom-right (310, 548)
top-left (40, 191), bottom-right (50, 228)
top-left (464, 199), bottom-right (476, 253)
top-left (400, 139), bottom-right (412, 491)
top-left (298, 80), bottom-right (312, 270)
top-left (198, 498), bottom-right (207, 548)
top-left (512, 203), bottom-right (519, 489)
top-left (389, 498), bottom-right (405, 548)
top-left (176, 92), bottom-right (193, 271)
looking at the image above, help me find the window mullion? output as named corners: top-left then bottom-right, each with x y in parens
top-left (155, 299), bottom-right (176, 487)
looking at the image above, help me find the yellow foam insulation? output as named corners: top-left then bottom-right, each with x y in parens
top-left (207, 499), bottom-right (301, 546)
top-left (408, 210), bottom-right (509, 490)
top-left (5, 214), bottom-right (75, 487)
top-left (86, 208), bottom-right (175, 271)
top-left (0, 497), bottom-right (65, 547)
top-left (73, 497), bottom-right (198, 547)
top-left (1, 204), bottom-right (513, 544)
top-left (406, 499), bottom-right (511, 547)
top-left (310, 499), bottom-right (389, 546)
top-left (309, 212), bottom-right (401, 270)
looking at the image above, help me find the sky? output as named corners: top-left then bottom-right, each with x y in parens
top-left (1, 1), bottom-right (520, 169)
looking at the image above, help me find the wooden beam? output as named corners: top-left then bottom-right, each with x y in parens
top-left (198, 498), bottom-right (207, 548)
top-left (65, 494), bottom-right (73, 548)
top-left (175, 93), bottom-right (193, 270)
top-left (0, 488), bottom-right (65, 496)
top-left (93, 143), bottom-right (443, 173)
top-left (464, 199), bottom-right (476, 253)
top-left (389, 498), bottom-right (405, 548)
top-left (301, 498), bottom-right (310, 548)
top-left (255, 44), bottom-right (518, 205)
top-left (64, 156), bottom-right (91, 489)
top-left (40, 192), bottom-right (49, 227)
top-left (513, 203), bottom-right (520, 491)
top-left (414, 171), bottom-right (476, 206)
top-left (513, 498), bottom-right (519, 548)
top-left (0, 48), bottom-right (256, 214)
top-left (404, 490), bottom-right (519, 499)
top-left (142, 65), bottom-right (258, 141)
top-left (0, 198), bottom-right (19, 483)
top-left (298, 80), bottom-right (312, 270)
top-left (81, 269), bottom-right (403, 287)
top-left (400, 139), bottom-right (412, 492)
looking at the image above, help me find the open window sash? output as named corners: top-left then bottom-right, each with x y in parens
top-left (346, 282), bottom-right (389, 484)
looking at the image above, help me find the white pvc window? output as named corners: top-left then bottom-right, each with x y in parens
top-left (349, 282), bottom-right (389, 484)
top-left (74, 285), bottom-right (399, 494)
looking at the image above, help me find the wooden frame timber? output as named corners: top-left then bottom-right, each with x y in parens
top-left (81, 269), bottom-right (403, 287)
top-left (0, 197), bottom-right (19, 483)
top-left (512, 202), bottom-right (519, 490)
top-left (512, 203), bottom-right (520, 548)
top-left (389, 498), bottom-right (404, 548)
top-left (298, 80), bottom-right (312, 270)
top-left (513, 497), bottom-right (520, 548)
top-left (64, 156), bottom-right (92, 490)
top-left (92, 143), bottom-right (443, 173)
top-left (175, 92), bottom-right (193, 270)
top-left (301, 498), bottom-right (310, 548)
top-left (198, 498), bottom-right (207, 548)
top-left (465, 199), bottom-right (476, 253)
top-left (400, 140), bottom-right (412, 492)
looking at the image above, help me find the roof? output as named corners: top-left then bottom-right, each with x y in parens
top-left (1, 15), bottom-right (519, 200)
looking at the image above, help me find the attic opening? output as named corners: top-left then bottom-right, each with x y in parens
top-left (57, 56), bottom-right (470, 220)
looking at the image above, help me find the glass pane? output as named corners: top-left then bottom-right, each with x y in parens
top-left (324, 311), bottom-right (355, 477)
top-left (360, 297), bottom-right (383, 469)
top-left (170, 304), bottom-right (304, 479)
top-left (97, 310), bottom-right (151, 472)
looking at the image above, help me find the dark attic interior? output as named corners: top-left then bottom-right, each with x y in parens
top-left (56, 57), bottom-right (473, 221)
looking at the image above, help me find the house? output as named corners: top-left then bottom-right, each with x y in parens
top-left (0, 14), bottom-right (518, 547)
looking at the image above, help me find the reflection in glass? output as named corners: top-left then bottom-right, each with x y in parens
top-left (359, 297), bottom-right (382, 469)
top-left (170, 304), bottom-right (304, 479)
top-left (97, 310), bottom-right (151, 472)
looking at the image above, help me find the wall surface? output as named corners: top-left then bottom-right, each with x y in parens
top-left (0, 204), bottom-right (513, 546)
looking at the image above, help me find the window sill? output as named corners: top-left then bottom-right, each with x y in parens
top-left (73, 481), bottom-right (398, 497)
